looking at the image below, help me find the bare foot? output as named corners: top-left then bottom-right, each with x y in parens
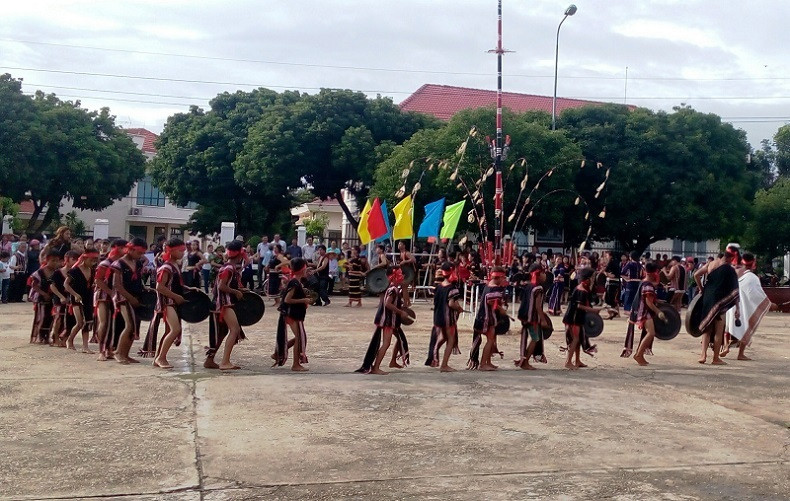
top-left (698, 356), bottom-right (707, 364)
top-left (633, 355), bottom-right (649, 366)
top-left (565, 362), bottom-right (577, 370)
top-left (370, 368), bottom-right (389, 375)
top-left (737, 355), bottom-right (752, 361)
top-left (711, 358), bottom-right (727, 365)
top-left (440, 366), bottom-right (457, 372)
top-left (115, 357), bottom-right (131, 365)
top-left (480, 364), bottom-right (498, 371)
top-left (203, 358), bottom-right (220, 369)
top-left (720, 347), bottom-right (730, 357)
top-left (270, 352), bottom-right (277, 361)
top-left (127, 357), bottom-right (140, 364)
top-left (575, 361), bottom-right (588, 368)
top-left (97, 352), bottom-right (109, 361)
top-left (291, 365), bottom-right (309, 371)
top-left (82, 348), bottom-right (95, 354)
top-left (66, 344), bottom-right (76, 351)
top-left (219, 362), bottom-right (241, 370)
top-left (153, 359), bottom-right (173, 369)
top-left (519, 363), bottom-right (537, 370)
top-left (389, 362), bottom-right (403, 369)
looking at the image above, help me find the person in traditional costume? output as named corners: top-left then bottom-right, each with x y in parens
top-left (29, 252), bottom-right (62, 344)
top-left (345, 246), bottom-right (366, 307)
top-left (692, 245), bottom-right (741, 365)
top-left (547, 256), bottom-right (567, 315)
top-left (602, 251), bottom-right (622, 316)
top-left (64, 248), bottom-right (99, 353)
top-left (273, 257), bottom-right (311, 371)
top-left (355, 266), bottom-right (410, 375)
top-left (619, 262), bottom-right (668, 365)
top-left (468, 266), bottom-right (508, 371)
top-left (111, 238), bottom-right (148, 364)
top-left (722, 253), bottom-right (776, 361)
top-left (515, 263), bottom-right (551, 370)
top-left (49, 251), bottom-right (79, 347)
top-left (204, 240), bottom-right (248, 370)
top-left (397, 240), bottom-right (417, 307)
top-left (425, 262), bottom-right (463, 371)
top-left (95, 240), bottom-right (126, 361)
top-left (562, 268), bottom-right (601, 369)
top-left (665, 256), bottom-right (687, 311)
top-left (621, 251), bottom-right (644, 312)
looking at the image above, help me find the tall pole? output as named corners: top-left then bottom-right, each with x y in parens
top-left (552, 4), bottom-right (577, 131)
top-left (493, 0), bottom-right (505, 264)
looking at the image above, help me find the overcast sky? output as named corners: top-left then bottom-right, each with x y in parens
top-left (2, 0), bottom-right (788, 147)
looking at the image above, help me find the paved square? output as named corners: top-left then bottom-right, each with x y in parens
top-left (1, 300), bottom-right (788, 500)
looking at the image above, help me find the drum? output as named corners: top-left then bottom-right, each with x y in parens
top-left (235, 291), bottom-right (266, 327)
top-left (684, 293), bottom-right (703, 337)
top-left (366, 268), bottom-right (389, 294)
top-left (401, 265), bottom-right (416, 285)
top-left (584, 312), bottom-right (604, 338)
top-left (495, 313), bottom-right (511, 335)
top-left (540, 315), bottom-right (554, 340)
top-left (181, 289), bottom-right (213, 324)
top-left (654, 302), bottom-right (681, 341)
top-left (400, 307), bottom-right (417, 326)
top-left (136, 289), bottom-right (158, 322)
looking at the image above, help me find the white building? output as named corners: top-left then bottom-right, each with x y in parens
top-left (290, 190), bottom-right (360, 244)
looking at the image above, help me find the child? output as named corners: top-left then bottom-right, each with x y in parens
top-left (562, 268), bottom-right (602, 369)
top-left (627, 262), bottom-right (667, 366)
top-left (64, 249), bottom-right (99, 353)
top-left (204, 240), bottom-right (248, 370)
top-left (356, 266), bottom-right (410, 375)
top-left (0, 251), bottom-right (10, 304)
top-left (515, 263), bottom-right (550, 370)
top-left (49, 250), bottom-right (80, 347)
top-left (29, 252), bottom-right (63, 344)
top-left (426, 262), bottom-right (463, 372)
top-left (468, 267), bottom-right (508, 371)
top-left (273, 257), bottom-right (311, 371)
top-left (112, 238), bottom-right (148, 364)
top-left (95, 239), bottom-right (126, 361)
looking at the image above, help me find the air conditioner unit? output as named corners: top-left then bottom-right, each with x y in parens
top-left (129, 208), bottom-right (142, 216)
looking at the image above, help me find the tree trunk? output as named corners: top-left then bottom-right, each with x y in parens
top-left (335, 190), bottom-right (359, 228)
top-left (25, 200), bottom-right (44, 234)
top-left (38, 202), bottom-right (61, 234)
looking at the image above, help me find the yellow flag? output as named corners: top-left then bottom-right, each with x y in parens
top-left (357, 199), bottom-right (373, 244)
top-left (392, 195), bottom-right (413, 241)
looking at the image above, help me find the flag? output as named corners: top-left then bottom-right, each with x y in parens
top-left (417, 198), bottom-right (445, 238)
top-left (392, 195), bottom-right (413, 240)
top-left (375, 200), bottom-right (392, 243)
top-left (440, 200), bottom-right (465, 239)
top-left (357, 199), bottom-right (373, 244)
top-left (367, 198), bottom-right (388, 241)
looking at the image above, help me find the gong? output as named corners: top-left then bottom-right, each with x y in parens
top-left (540, 315), bottom-right (554, 340)
top-left (400, 306), bottom-right (417, 326)
top-left (136, 289), bottom-right (158, 322)
top-left (235, 291), bottom-right (266, 327)
top-left (495, 313), bottom-right (511, 335)
top-left (181, 289), bottom-right (213, 324)
top-left (684, 293), bottom-right (703, 338)
top-left (584, 312), bottom-right (604, 338)
top-left (366, 268), bottom-right (389, 294)
top-left (401, 265), bottom-right (416, 286)
top-left (654, 302), bottom-right (681, 341)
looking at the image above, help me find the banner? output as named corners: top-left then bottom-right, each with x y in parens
top-left (357, 199), bottom-right (373, 244)
top-left (392, 195), bottom-right (413, 240)
top-left (439, 200), bottom-right (465, 239)
top-left (375, 200), bottom-right (392, 243)
top-left (367, 198), bottom-right (388, 241)
top-left (417, 198), bottom-right (445, 238)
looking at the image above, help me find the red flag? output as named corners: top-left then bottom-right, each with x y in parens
top-left (366, 198), bottom-right (388, 240)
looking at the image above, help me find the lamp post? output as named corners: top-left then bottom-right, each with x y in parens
top-left (552, 4), bottom-right (577, 131)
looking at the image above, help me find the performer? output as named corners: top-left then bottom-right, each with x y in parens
top-left (515, 263), bottom-right (550, 370)
top-left (547, 256), bottom-right (567, 315)
top-left (692, 246), bottom-right (740, 365)
top-left (397, 240), bottom-right (417, 307)
top-left (468, 266), bottom-right (508, 371)
top-left (111, 238), bottom-right (148, 364)
top-left (621, 251), bottom-right (644, 312)
top-left (723, 253), bottom-right (775, 361)
top-left (620, 262), bottom-right (668, 365)
top-left (29, 252), bottom-right (62, 344)
top-left (426, 262), bottom-right (463, 371)
top-left (64, 248), bottom-right (99, 353)
top-left (273, 257), bottom-right (311, 371)
top-left (562, 268), bottom-right (601, 370)
top-left (345, 247), bottom-right (366, 307)
top-left (49, 251), bottom-right (80, 347)
top-left (95, 240), bottom-right (126, 361)
top-left (140, 238), bottom-right (190, 368)
top-left (204, 240), bottom-right (248, 370)
top-left (665, 256), bottom-right (687, 311)
top-left (355, 266), bottom-right (410, 375)
top-left (602, 251), bottom-right (621, 316)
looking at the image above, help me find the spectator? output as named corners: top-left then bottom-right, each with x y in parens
top-left (0, 250), bottom-right (11, 303)
top-left (302, 236), bottom-right (316, 263)
top-left (202, 245), bottom-right (214, 294)
top-left (287, 238), bottom-right (302, 259)
top-left (256, 236), bottom-right (270, 288)
top-left (272, 233), bottom-right (286, 252)
top-left (8, 241), bottom-right (28, 302)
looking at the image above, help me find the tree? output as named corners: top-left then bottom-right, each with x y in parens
top-left (0, 74), bottom-right (147, 233)
top-left (773, 124), bottom-right (790, 178)
top-left (372, 107), bottom-right (585, 244)
top-left (235, 89), bottom-right (438, 227)
top-left (744, 177), bottom-right (790, 258)
top-left (560, 104), bottom-right (761, 253)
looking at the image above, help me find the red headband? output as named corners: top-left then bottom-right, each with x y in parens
top-left (125, 242), bottom-right (147, 253)
top-left (162, 244), bottom-right (186, 262)
top-left (72, 250), bottom-right (99, 269)
top-left (389, 268), bottom-right (404, 285)
top-left (491, 271), bottom-right (506, 279)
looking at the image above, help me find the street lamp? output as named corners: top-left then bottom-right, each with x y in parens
top-left (552, 4), bottom-right (577, 131)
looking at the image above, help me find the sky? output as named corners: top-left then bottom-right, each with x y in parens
top-left (1, 0), bottom-right (788, 147)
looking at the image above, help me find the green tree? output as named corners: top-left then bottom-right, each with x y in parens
top-left (560, 104), bottom-right (761, 253)
top-left (744, 177), bottom-right (790, 258)
top-left (372, 108), bottom-right (585, 244)
top-left (773, 124), bottom-right (790, 178)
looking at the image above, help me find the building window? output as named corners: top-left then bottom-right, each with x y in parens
top-left (129, 225), bottom-right (147, 241)
top-left (136, 176), bottom-right (165, 207)
top-left (178, 201), bottom-right (198, 210)
top-left (170, 227), bottom-right (184, 238)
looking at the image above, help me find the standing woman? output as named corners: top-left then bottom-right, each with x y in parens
top-left (548, 255), bottom-right (567, 316)
top-left (269, 245), bottom-right (289, 304)
top-left (183, 240), bottom-right (204, 289)
top-left (345, 247), bottom-right (366, 307)
top-left (41, 226), bottom-right (72, 262)
top-left (201, 245), bottom-right (214, 294)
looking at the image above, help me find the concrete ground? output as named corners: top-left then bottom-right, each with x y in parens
top-left (0, 297), bottom-right (788, 501)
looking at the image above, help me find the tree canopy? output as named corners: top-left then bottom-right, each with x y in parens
top-left (744, 177), bottom-right (790, 258)
top-left (0, 74), bottom-right (146, 233)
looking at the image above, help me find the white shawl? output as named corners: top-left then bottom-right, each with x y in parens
top-left (726, 271), bottom-right (770, 345)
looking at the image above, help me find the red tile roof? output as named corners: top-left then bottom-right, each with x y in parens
top-left (399, 84), bottom-right (628, 121)
top-left (124, 128), bottom-right (158, 154)
top-left (19, 200), bottom-right (34, 214)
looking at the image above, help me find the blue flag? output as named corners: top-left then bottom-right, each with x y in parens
top-left (417, 198), bottom-right (445, 238)
top-left (375, 200), bottom-right (392, 243)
